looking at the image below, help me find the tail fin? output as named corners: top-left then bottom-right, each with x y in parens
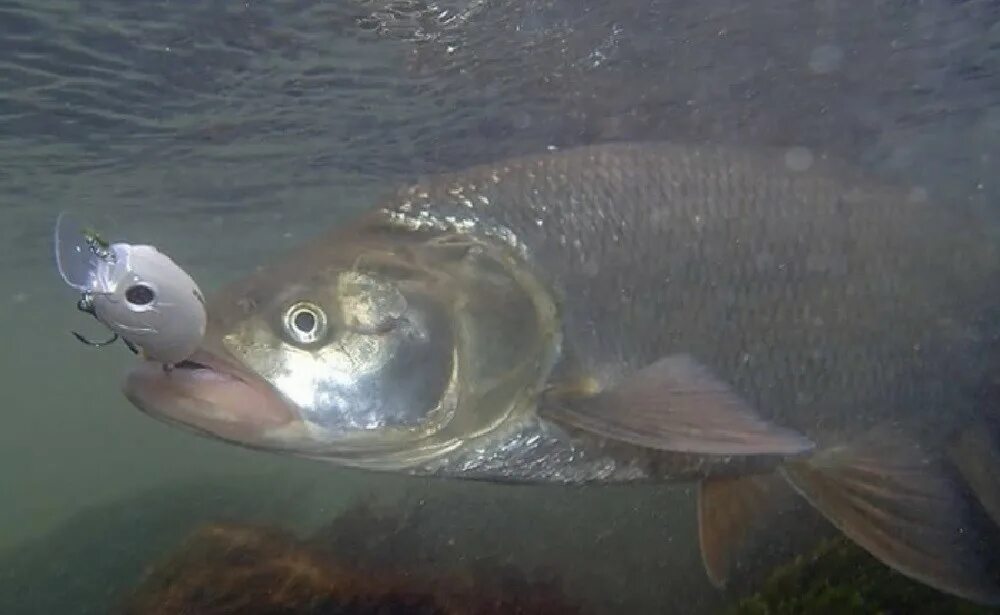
top-left (780, 426), bottom-right (1000, 605)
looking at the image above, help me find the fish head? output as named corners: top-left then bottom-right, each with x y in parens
top-left (123, 219), bottom-right (560, 469)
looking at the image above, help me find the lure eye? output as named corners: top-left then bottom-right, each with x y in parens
top-left (125, 283), bottom-right (155, 306)
top-left (283, 302), bottom-right (327, 345)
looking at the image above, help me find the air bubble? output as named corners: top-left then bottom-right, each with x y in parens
top-left (784, 147), bottom-right (814, 172)
top-left (809, 45), bottom-right (844, 74)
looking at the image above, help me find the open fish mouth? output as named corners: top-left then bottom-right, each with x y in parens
top-left (173, 358), bottom-right (212, 370)
top-left (122, 349), bottom-right (298, 444)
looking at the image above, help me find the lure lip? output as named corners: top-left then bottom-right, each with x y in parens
top-left (53, 210), bottom-right (119, 294)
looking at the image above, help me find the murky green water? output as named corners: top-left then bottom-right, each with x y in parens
top-left (2, 1), bottom-right (1000, 613)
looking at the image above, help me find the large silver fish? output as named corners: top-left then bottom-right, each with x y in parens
top-left (124, 142), bottom-right (1000, 604)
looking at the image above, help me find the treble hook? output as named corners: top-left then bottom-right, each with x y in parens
top-left (70, 292), bottom-right (140, 354)
top-left (71, 330), bottom-right (119, 347)
top-left (69, 330), bottom-right (141, 355)
top-left (122, 337), bottom-right (139, 355)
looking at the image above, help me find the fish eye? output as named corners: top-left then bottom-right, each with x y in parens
top-left (283, 302), bottom-right (327, 345)
top-left (125, 283), bottom-right (155, 306)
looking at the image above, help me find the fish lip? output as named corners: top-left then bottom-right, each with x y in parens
top-left (126, 347), bottom-right (270, 394)
top-left (122, 347), bottom-right (300, 435)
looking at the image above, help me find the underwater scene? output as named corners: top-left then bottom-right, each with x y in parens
top-left (3, 1), bottom-right (1000, 613)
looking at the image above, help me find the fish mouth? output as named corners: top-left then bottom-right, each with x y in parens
top-left (172, 357), bottom-right (214, 371)
top-left (122, 349), bottom-right (298, 445)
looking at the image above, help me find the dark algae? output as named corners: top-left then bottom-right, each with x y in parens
top-left (729, 537), bottom-right (1000, 615)
top-left (124, 499), bottom-right (585, 615)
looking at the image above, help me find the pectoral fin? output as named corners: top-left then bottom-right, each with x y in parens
top-left (543, 354), bottom-right (814, 456)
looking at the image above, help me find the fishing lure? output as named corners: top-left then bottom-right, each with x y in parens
top-left (54, 212), bottom-right (207, 366)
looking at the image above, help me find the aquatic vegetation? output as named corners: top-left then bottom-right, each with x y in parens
top-left (0, 478), bottom-right (324, 615)
top-left (120, 483), bottom-right (1000, 614)
top-left (124, 500), bottom-right (584, 615)
top-left (729, 537), bottom-right (1000, 615)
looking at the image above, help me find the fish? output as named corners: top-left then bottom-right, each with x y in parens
top-left (950, 418), bottom-right (1000, 530)
top-left (123, 142), bottom-right (1000, 604)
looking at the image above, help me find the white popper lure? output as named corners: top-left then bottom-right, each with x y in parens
top-left (54, 212), bottom-right (206, 366)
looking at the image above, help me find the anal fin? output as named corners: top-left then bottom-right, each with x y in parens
top-left (698, 473), bottom-right (791, 588)
top-left (543, 354), bottom-right (814, 456)
top-left (950, 420), bottom-right (1000, 529)
top-left (782, 426), bottom-right (1000, 605)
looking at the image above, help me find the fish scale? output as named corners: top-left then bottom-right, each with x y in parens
top-left (383, 143), bottom-right (989, 444)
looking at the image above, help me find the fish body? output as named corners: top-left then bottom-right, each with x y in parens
top-left (123, 142), bottom-right (1000, 604)
top-left (375, 143), bottom-right (993, 483)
